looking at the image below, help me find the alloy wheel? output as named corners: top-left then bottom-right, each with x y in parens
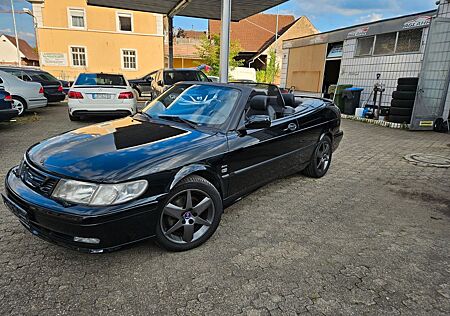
top-left (160, 189), bottom-right (215, 244)
top-left (316, 141), bottom-right (331, 172)
top-left (12, 99), bottom-right (24, 116)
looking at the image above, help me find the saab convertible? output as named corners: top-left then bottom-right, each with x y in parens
top-left (3, 82), bottom-right (343, 253)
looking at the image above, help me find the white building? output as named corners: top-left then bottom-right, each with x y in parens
top-left (281, 0), bottom-right (450, 130)
top-left (0, 34), bottom-right (39, 66)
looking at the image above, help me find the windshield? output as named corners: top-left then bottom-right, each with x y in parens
top-left (75, 74), bottom-right (126, 86)
top-left (143, 84), bottom-right (240, 128)
top-left (164, 71), bottom-right (200, 85)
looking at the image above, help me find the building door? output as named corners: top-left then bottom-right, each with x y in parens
top-left (411, 18), bottom-right (450, 130)
top-left (286, 44), bottom-right (327, 94)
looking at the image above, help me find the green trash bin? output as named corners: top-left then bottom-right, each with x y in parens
top-left (329, 84), bottom-right (353, 112)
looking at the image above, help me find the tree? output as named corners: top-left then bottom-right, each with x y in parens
top-left (256, 49), bottom-right (280, 84)
top-left (195, 34), bottom-right (243, 77)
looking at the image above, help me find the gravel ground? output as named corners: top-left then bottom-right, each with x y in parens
top-left (0, 103), bottom-right (449, 315)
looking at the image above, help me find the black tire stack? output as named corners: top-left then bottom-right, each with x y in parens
top-left (389, 77), bottom-right (419, 124)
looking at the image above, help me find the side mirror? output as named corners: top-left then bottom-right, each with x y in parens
top-left (157, 80), bottom-right (164, 87)
top-left (145, 77), bottom-right (153, 82)
top-left (245, 115), bottom-right (271, 130)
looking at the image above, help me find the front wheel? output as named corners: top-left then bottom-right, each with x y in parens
top-left (303, 135), bottom-right (332, 178)
top-left (155, 175), bottom-right (222, 251)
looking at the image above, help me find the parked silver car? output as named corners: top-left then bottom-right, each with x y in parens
top-left (0, 70), bottom-right (47, 116)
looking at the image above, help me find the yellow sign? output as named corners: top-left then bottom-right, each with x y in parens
top-left (419, 121), bottom-right (434, 127)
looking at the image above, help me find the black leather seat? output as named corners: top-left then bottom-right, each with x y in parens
top-left (246, 95), bottom-right (276, 121)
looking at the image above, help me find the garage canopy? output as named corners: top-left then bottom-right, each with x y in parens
top-left (86, 0), bottom-right (287, 21)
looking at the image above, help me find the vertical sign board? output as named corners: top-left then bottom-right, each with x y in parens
top-left (411, 18), bottom-right (450, 130)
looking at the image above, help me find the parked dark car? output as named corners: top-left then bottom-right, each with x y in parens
top-left (0, 67), bottom-right (65, 102)
top-left (3, 82), bottom-right (343, 253)
top-left (129, 68), bottom-right (210, 99)
top-left (0, 89), bottom-right (18, 121)
top-left (59, 79), bottom-right (72, 95)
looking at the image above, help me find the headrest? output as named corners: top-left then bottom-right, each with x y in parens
top-left (249, 95), bottom-right (268, 110)
top-left (282, 93), bottom-right (295, 108)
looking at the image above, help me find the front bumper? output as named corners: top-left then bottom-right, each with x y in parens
top-left (3, 168), bottom-right (162, 253)
top-left (0, 108), bottom-right (19, 121)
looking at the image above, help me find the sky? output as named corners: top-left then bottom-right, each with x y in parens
top-left (0, 0), bottom-right (439, 47)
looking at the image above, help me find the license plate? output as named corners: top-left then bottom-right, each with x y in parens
top-left (2, 195), bottom-right (30, 227)
top-left (91, 93), bottom-right (111, 100)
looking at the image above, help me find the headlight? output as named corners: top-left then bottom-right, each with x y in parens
top-left (52, 179), bottom-right (148, 206)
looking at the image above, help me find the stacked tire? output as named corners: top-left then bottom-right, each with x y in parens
top-left (389, 77), bottom-right (418, 124)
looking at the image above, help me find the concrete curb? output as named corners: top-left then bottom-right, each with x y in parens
top-left (341, 114), bottom-right (410, 130)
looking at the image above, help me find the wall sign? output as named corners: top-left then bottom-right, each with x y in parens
top-left (40, 53), bottom-right (68, 66)
top-left (403, 16), bottom-right (432, 29)
top-left (347, 27), bottom-right (370, 38)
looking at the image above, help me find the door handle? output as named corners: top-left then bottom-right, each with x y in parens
top-left (284, 123), bottom-right (297, 132)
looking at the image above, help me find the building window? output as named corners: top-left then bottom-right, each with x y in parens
top-left (355, 37), bottom-right (374, 56)
top-left (122, 49), bottom-right (137, 69)
top-left (117, 13), bottom-right (133, 32)
top-left (70, 46), bottom-right (87, 67)
top-left (68, 8), bottom-right (86, 29)
top-left (374, 32), bottom-right (397, 55)
top-left (396, 28), bottom-right (423, 53)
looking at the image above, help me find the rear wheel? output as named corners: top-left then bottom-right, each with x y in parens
top-left (69, 112), bottom-right (80, 121)
top-left (12, 97), bottom-right (27, 116)
top-left (303, 136), bottom-right (332, 178)
top-left (155, 175), bottom-right (222, 251)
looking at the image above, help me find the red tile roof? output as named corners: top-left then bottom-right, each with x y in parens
top-left (165, 43), bottom-right (201, 59)
top-left (3, 34), bottom-right (39, 61)
top-left (209, 13), bottom-right (295, 52)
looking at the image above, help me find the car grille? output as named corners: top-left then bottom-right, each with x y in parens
top-left (19, 160), bottom-right (59, 196)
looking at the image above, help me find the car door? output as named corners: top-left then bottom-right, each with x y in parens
top-left (224, 105), bottom-right (303, 199)
top-left (140, 71), bottom-right (156, 96)
top-left (151, 70), bottom-right (164, 97)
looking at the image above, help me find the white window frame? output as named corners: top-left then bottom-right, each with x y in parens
top-left (67, 7), bottom-right (87, 30)
top-left (69, 46), bottom-right (88, 67)
top-left (116, 12), bottom-right (134, 33)
top-left (121, 49), bottom-right (138, 70)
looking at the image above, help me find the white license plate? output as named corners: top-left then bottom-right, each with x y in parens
top-left (91, 93), bottom-right (111, 99)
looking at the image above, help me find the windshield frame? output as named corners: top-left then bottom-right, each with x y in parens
top-left (141, 82), bottom-right (243, 132)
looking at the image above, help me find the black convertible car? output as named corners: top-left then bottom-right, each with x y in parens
top-left (3, 82), bottom-right (343, 253)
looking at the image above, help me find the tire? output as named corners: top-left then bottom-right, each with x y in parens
top-left (392, 91), bottom-right (416, 100)
top-left (396, 85), bottom-right (417, 92)
top-left (391, 99), bottom-right (415, 109)
top-left (69, 112), bottom-right (80, 121)
top-left (389, 107), bottom-right (413, 116)
top-left (389, 115), bottom-right (411, 124)
top-left (398, 77), bottom-right (419, 86)
top-left (12, 97), bottom-right (27, 116)
top-left (303, 135), bottom-right (332, 178)
top-left (155, 175), bottom-right (223, 251)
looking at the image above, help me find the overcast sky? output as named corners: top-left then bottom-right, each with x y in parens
top-left (0, 0), bottom-right (438, 47)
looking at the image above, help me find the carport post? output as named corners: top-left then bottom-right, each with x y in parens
top-left (168, 16), bottom-right (174, 68)
top-left (219, 0), bottom-right (232, 83)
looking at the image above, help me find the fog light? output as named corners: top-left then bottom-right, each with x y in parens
top-left (73, 236), bottom-right (100, 244)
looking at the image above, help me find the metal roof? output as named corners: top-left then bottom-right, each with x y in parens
top-left (86, 0), bottom-right (288, 21)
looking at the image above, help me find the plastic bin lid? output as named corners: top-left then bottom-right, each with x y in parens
top-left (345, 87), bottom-right (364, 91)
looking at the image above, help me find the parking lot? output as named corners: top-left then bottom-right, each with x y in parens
top-left (0, 103), bottom-right (449, 315)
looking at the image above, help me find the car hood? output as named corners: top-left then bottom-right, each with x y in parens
top-left (27, 117), bottom-right (218, 182)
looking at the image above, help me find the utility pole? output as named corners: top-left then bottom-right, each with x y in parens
top-left (10, 0), bottom-right (21, 66)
